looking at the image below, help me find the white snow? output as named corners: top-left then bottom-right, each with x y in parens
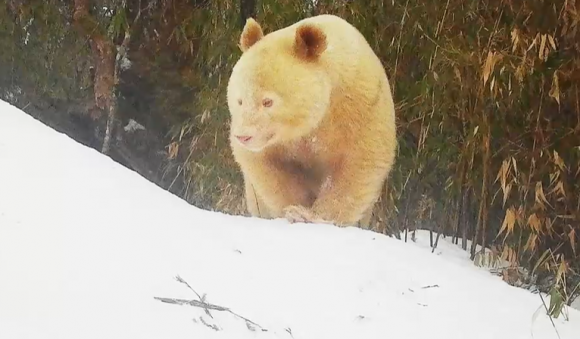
top-left (0, 98), bottom-right (579, 339)
top-left (573, 297), bottom-right (580, 311)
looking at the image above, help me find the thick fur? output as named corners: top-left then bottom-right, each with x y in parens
top-left (227, 15), bottom-right (397, 227)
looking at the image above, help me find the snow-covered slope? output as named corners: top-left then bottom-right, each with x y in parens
top-left (0, 98), bottom-right (578, 339)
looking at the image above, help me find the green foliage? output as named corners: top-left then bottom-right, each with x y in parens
top-left (107, 6), bottom-right (127, 40)
top-left (0, 1), bottom-right (92, 107)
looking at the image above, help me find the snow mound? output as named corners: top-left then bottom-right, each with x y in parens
top-left (0, 98), bottom-right (579, 339)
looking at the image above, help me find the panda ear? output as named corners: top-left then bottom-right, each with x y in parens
top-left (239, 18), bottom-right (264, 52)
top-left (294, 23), bottom-right (327, 60)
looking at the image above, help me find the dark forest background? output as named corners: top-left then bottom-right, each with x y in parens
top-left (1, 0), bottom-right (579, 317)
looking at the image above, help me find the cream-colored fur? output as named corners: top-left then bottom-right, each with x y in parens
top-left (227, 14), bottom-right (397, 227)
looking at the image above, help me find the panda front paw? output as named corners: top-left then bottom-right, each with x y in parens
top-left (283, 205), bottom-right (330, 225)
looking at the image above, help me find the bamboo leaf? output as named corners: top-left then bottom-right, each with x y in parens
top-left (527, 213), bottom-right (542, 234)
top-left (539, 34), bottom-right (552, 61)
top-left (482, 50), bottom-right (495, 86)
top-left (499, 207), bottom-right (517, 239)
top-left (549, 72), bottom-right (561, 106)
top-left (570, 228), bottom-right (577, 256)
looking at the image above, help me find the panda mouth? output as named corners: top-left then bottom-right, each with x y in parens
top-left (235, 131), bottom-right (276, 151)
top-left (236, 135), bottom-right (253, 143)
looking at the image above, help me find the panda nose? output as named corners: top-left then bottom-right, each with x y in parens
top-left (236, 135), bottom-right (253, 143)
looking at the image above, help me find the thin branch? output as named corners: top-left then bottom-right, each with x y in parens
top-left (175, 275), bottom-right (203, 302)
top-left (538, 293), bottom-right (562, 339)
top-left (154, 275), bottom-right (268, 332)
top-left (103, 0), bottom-right (149, 155)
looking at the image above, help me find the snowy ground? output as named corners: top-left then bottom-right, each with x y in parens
top-left (1, 98), bottom-right (579, 339)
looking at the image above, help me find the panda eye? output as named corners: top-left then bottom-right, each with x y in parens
top-left (262, 98), bottom-right (273, 107)
top-left (237, 99), bottom-right (243, 105)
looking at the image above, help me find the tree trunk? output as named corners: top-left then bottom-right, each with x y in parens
top-left (73, 0), bottom-right (116, 154)
top-left (240, 0), bottom-right (256, 28)
top-left (470, 123), bottom-right (491, 260)
top-left (461, 189), bottom-right (470, 250)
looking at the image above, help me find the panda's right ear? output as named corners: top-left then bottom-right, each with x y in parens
top-left (239, 18), bottom-right (264, 52)
top-left (294, 23), bottom-right (327, 61)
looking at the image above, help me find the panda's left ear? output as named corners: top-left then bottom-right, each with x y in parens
top-left (294, 23), bottom-right (327, 60)
top-left (239, 18), bottom-right (264, 52)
